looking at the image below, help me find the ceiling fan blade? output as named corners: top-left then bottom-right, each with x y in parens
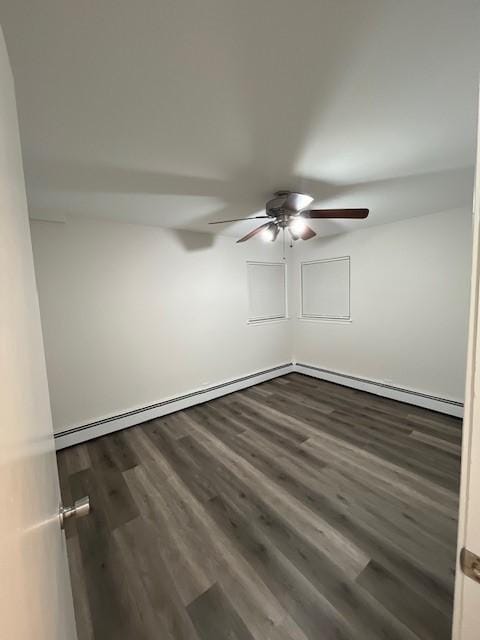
top-left (298, 224), bottom-right (317, 240)
top-left (236, 222), bottom-right (272, 243)
top-left (283, 192), bottom-right (314, 212)
top-left (209, 216), bottom-right (270, 224)
top-left (303, 208), bottom-right (369, 219)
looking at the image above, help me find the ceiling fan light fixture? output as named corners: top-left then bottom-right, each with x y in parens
top-left (289, 217), bottom-right (306, 238)
top-left (261, 223), bottom-right (279, 242)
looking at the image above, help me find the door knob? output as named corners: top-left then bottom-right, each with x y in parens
top-left (59, 496), bottom-right (90, 529)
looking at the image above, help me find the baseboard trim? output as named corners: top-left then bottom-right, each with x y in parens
top-left (293, 363), bottom-right (464, 418)
top-left (54, 363), bottom-right (294, 449)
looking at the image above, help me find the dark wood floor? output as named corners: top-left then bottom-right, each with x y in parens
top-left (57, 373), bottom-right (462, 640)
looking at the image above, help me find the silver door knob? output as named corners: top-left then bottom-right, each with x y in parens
top-left (59, 496), bottom-right (90, 529)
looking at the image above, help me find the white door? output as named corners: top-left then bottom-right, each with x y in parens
top-left (453, 87), bottom-right (480, 639)
top-left (0, 27), bottom-right (77, 640)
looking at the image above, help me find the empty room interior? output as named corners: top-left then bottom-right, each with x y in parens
top-left (2, 1), bottom-right (480, 639)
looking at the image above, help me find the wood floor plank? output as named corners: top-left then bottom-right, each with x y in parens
top-left (301, 432), bottom-right (458, 510)
top-left (125, 431), bottom-right (289, 638)
top-left (205, 494), bottom-right (356, 640)
top-left (58, 373), bottom-right (460, 639)
top-left (114, 517), bottom-right (201, 640)
top-left (159, 411), bottom-right (197, 440)
top-left (241, 389), bottom-right (459, 490)
top-left (185, 415), bottom-right (371, 580)
top-left (410, 430), bottom-right (462, 455)
top-left (123, 460), bottom-right (217, 606)
top-left (228, 429), bottom-right (455, 574)
top-left (96, 468), bottom-right (140, 530)
top-left (178, 434), bottom-right (418, 640)
top-left (357, 560), bottom-right (452, 640)
top-left (68, 469), bottom-right (147, 639)
top-left (181, 429), bottom-right (454, 613)
top-left (163, 473), bottom-right (290, 638)
top-left (187, 583), bottom-right (255, 640)
top-left (65, 534), bottom-right (94, 640)
top-left (205, 492), bottom-right (418, 640)
top-left (103, 431), bottom-right (140, 471)
top-left (144, 423), bottom-right (219, 503)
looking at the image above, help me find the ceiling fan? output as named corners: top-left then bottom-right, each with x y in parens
top-left (208, 190), bottom-right (369, 243)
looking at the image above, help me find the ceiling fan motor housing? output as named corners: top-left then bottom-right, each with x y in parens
top-left (267, 191), bottom-right (308, 221)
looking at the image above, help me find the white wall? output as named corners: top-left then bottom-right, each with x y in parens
top-left (30, 217), bottom-right (292, 433)
top-left (31, 207), bottom-right (472, 435)
top-left (292, 208), bottom-right (472, 402)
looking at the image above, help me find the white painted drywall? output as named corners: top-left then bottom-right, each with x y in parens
top-left (292, 208), bottom-right (472, 402)
top-left (2, 2), bottom-right (479, 235)
top-left (30, 217), bottom-right (292, 433)
top-left (31, 207), bottom-right (471, 434)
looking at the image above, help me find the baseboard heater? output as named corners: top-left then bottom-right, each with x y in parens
top-left (294, 363), bottom-right (464, 418)
top-left (54, 363), bottom-right (294, 450)
top-left (54, 360), bottom-right (462, 449)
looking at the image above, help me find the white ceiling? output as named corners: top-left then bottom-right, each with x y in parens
top-left (1, 0), bottom-right (479, 238)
